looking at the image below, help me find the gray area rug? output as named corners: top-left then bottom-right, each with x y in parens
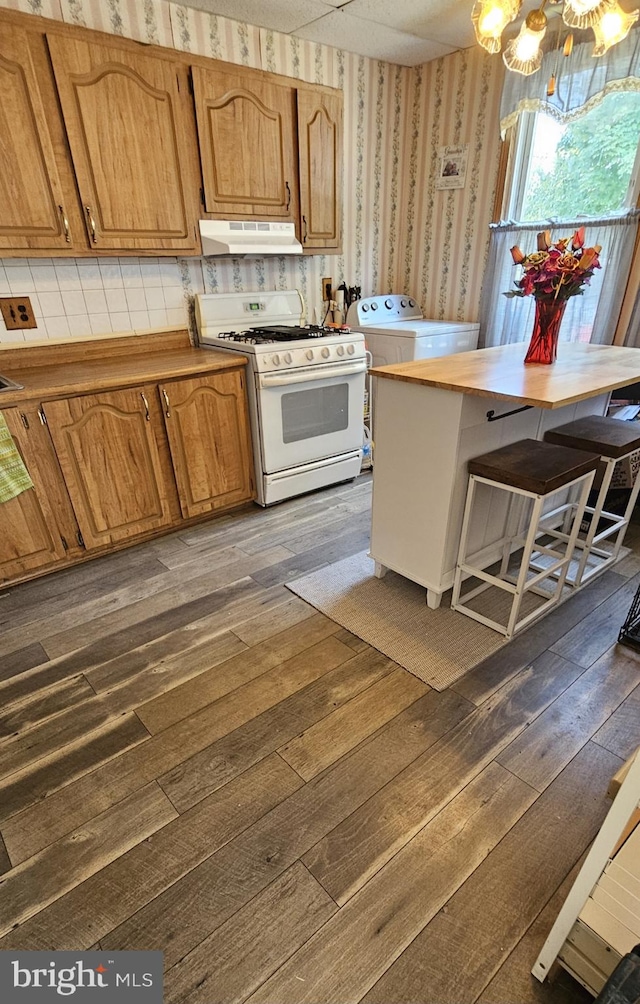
top-left (285, 551), bottom-right (508, 690)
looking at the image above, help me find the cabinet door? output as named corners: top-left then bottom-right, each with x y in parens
top-left (193, 66), bottom-right (298, 220)
top-left (44, 387), bottom-right (175, 548)
top-left (159, 371), bottom-right (254, 519)
top-left (0, 409), bottom-right (68, 582)
top-left (47, 34), bottom-right (199, 252)
top-left (0, 25), bottom-right (78, 251)
top-left (297, 89), bottom-right (342, 250)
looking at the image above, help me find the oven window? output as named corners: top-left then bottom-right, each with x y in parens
top-left (281, 383), bottom-right (349, 443)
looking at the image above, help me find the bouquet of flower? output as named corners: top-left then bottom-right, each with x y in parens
top-left (504, 227), bottom-right (602, 302)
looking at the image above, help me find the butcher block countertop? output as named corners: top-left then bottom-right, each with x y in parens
top-left (0, 329), bottom-right (246, 406)
top-left (370, 342), bottom-right (640, 409)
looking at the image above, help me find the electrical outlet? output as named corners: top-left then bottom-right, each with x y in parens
top-left (0, 297), bottom-right (37, 330)
top-left (322, 277), bottom-right (333, 302)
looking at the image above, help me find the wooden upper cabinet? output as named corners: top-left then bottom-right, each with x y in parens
top-left (46, 34), bottom-right (200, 251)
top-left (0, 409), bottom-right (68, 582)
top-left (159, 371), bottom-right (254, 519)
top-left (297, 89), bottom-right (342, 250)
top-left (0, 25), bottom-right (78, 251)
top-left (44, 386), bottom-right (176, 548)
top-left (193, 66), bottom-right (298, 220)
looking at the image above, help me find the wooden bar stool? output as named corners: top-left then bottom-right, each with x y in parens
top-left (451, 439), bottom-right (599, 638)
top-left (544, 415), bottom-right (640, 587)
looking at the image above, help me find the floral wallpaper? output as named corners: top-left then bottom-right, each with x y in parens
top-left (0, 0), bottom-right (503, 343)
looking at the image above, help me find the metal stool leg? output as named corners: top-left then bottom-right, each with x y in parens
top-left (609, 462), bottom-right (640, 562)
top-left (452, 473), bottom-right (478, 608)
top-left (573, 457), bottom-right (616, 587)
top-left (506, 494), bottom-right (544, 638)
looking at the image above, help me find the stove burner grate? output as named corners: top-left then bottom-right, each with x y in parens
top-left (249, 324), bottom-right (332, 341)
top-left (216, 325), bottom-right (335, 345)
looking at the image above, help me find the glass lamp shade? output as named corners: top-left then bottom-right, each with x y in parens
top-left (502, 9), bottom-right (547, 74)
top-left (563, 0), bottom-right (610, 29)
top-left (472, 0), bottom-right (522, 53)
top-left (592, 0), bottom-right (639, 54)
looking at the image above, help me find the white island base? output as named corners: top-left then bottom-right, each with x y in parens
top-left (370, 377), bottom-right (609, 609)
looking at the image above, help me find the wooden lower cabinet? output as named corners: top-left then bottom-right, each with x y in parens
top-left (0, 365), bottom-right (254, 588)
top-left (43, 385), bottom-right (176, 548)
top-left (159, 371), bottom-right (254, 518)
top-left (0, 409), bottom-right (69, 582)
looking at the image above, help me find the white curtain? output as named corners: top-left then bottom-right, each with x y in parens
top-left (478, 213), bottom-right (639, 348)
top-left (625, 279), bottom-right (640, 347)
top-left (500, 25), bottom-right (640, 135)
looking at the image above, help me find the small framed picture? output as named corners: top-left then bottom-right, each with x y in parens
top-left (436, 144), bottom-right (469, 190)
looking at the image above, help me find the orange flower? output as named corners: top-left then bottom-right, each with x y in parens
top-left (578, 246), bottom-right (601, 271)
top-left (572, 226), bottom-right (586, 249)
top-left (537, 230), bottom-right (552, 251)
top-left (510, 245), bottom-right (525, 264)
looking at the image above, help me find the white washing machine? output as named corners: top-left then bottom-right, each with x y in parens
top-left (346, 294), bottom-right (480, 451)
top-left (346, 293), bottom-right (480, 366)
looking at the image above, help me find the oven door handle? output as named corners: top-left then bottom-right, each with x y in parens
top-left (258, 360), bottom-right (367, 388)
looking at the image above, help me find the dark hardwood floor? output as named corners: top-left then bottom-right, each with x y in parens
top-left (1, 472), bottom-right (639, 1004)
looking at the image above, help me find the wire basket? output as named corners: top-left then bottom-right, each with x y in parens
top-left (618, 580), bottom-right (640, 651)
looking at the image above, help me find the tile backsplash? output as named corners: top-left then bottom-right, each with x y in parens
top-left (0, 257), bottom-right (203, 343)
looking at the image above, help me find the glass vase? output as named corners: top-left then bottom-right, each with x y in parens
top-left (524, 299), bottom-right (567, 365)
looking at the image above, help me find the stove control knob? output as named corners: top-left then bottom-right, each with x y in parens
top-left (409, 299), bottom-right (415, 307)
top-left (284, 352), bottom-right (293, 364)
top-left (371, 302), bottom-right (378, 310)
top-left (306, 349), bottom-right (314, 360)
top-left (385, 298), bottom-right (393, 309)
top-left (321, 346), bottom-right (330, 358)
top-left (337, 344), bottom-right (345, 356)
top-left (401, 299), bottom-right (407, 307)
top-left (272, 354), bottom-right (281, 366)
top-left (347, 343), bottom-right (355, 355)
top-left (362, 303), bottom-right (369, 312)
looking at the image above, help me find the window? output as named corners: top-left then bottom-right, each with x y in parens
top-left (505, 92), bottom-right (640, 222)
top-left (480, 35), bottom-right (640, 351)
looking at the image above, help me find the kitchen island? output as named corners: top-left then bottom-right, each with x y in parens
top-left (370, 342), bottom-right (640, 609)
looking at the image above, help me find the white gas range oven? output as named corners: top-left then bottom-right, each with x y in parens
top-left (195, 290), bottom-right (367, 506)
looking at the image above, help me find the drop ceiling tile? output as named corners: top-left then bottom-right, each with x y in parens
top-left (346, 0), bottom-right (476, 48)
top-left (295, 9), bottom-right (455, 65)
top-left (177, 0), bottom-right (336, 34)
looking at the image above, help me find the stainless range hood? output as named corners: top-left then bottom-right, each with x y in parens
top-left (199, 220), bottom-right (302, 256)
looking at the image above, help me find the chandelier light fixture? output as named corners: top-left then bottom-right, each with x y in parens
top-left (472, 0), bottom-right (639, 74)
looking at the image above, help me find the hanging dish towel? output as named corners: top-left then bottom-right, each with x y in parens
top-left (0, 410), bottom-right (33, 503)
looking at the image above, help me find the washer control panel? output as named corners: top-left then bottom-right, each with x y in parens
top-left (346, 293), bottom-right (422, 326)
